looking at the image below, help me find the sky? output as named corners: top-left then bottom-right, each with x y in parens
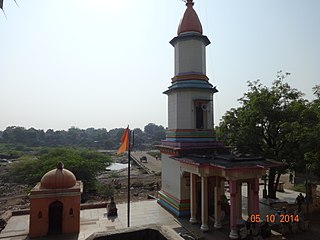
top-left (1, 0), bottom-right (319, 131)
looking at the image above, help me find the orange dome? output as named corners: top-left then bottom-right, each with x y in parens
top-left (40, 162), bottom-right (76, 189)
top-left (177, 0), bottom-right (203, 35)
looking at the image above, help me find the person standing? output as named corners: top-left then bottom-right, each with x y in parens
top-left (296, 194), bottom-right (302, 212)
top-left (289, 172), bottom-right (294, 184)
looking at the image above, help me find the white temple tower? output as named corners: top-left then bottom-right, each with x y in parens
top-left (158, 0), bottom-right (219, 217)
top-left (166, 0), bottom-right (217, 135)
top-left (158, 2), bottom-right (281, 238)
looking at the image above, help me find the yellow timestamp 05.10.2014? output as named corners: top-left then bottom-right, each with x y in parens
top-left (249, 214), bottom-right (299, 223)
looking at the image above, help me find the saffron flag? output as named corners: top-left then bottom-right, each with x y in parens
top-left (117, 127), bottom-right (129, 155)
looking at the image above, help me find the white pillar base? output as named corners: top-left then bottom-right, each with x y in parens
top-left (200, 224), bottom-right (209, 232)
top-left (214, 222), bottom-right (222, 229)
top-left (189, 217), bottom-right (197, 224)
top-left (229, 229), bottom-right (239, 239)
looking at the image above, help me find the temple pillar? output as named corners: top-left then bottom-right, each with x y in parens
top-left (252, 178), bottom-right (260, 214)
top-left (214, 176), bottom-right (222, 228)
top-left (200, 176), bottom-right (209, 231)
top-left (221, 178), bottom-right (225, 195)
top-left (247, 181), bottom-right (253, 216)
top-left (189, 173), bottom-right (197, 223)
top-left (236, 182), bottom-right (242, 221)
top-left (229, 180), bottom-right (239, 239)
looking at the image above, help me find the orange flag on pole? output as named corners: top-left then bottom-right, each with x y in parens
top-left (117, 127), bottom-right (129, 155)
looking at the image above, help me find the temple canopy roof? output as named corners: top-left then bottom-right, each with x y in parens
top-left (172, 153), bottom-right (284, 170)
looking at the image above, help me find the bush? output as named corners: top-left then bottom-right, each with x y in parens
top-left (97, 183), bottom-right (115, 201)
top-left (109, 172), bottom-right (120, 178)
top-left (293, 183), bottom-right (306, 193)
top-left (147, 151), bottom-right (160, 159)
top-left (6, 147), bottom-right (112, 193)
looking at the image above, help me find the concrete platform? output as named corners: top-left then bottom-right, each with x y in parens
top-left (0, 200), bottom-right (181, 240)
top-left (1, 187), bottom-right (317, 240)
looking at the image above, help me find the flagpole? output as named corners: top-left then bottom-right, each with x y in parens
top-left (127, 129), bottom-right (131, 228)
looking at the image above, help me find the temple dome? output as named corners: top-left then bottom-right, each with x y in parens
top-left (40, 162), bottom-right (76, 189)
top-left (177, 0), bottom-right (203, 35)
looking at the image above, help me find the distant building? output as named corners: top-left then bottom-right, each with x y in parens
top-left (158, 1), bottom-right (279, 238)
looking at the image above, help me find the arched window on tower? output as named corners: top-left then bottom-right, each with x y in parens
top-left (194, 100), bottom-right (209, 129)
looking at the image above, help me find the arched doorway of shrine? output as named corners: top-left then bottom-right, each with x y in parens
top-left (49, 201), bottom-right (63, 234)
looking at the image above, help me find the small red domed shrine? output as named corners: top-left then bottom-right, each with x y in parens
top-left (29, 162), bottom-right (83, 238)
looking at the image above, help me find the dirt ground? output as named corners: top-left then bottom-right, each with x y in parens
top-left (0, 165), bottom-right (30, 216)
top-left (96, 163), bottom-right (161, 204)
top-left (0, 163), bottom-right (160, 216)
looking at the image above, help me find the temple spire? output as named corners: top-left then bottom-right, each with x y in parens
top-left (184, 0), bottom-right (194, 7)
top-left (178, 0), bottom-right (202, 35)
top-left (185, 0), bottom-right (194, 7)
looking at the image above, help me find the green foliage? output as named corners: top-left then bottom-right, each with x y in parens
top-left (312, 84), bottom-right (320, 99)
top-left (144, 123), bottom-right (166, 142)
top-left (97, 183), bottom-right (115, 200)
top-left (0, 123), bottom-right (166, 150)
top-left (147, 151), bottom-right (161, 159)
top-left (217, 73), bottom-right (304, 158)
top-left (6, 147), bottom-right (112, 193)
top-left (0, 143), bottom-right (29, 157)
top-left (293, 184), bottom-right (306, 193)
top-left (218, 75), bottom-right (320, 195)
top-left (6, 156), bottom-right (42, 185)
top-left (216, 71), bottom-right (311, 198)
top-left (108, 172), bottom-right (120, 178)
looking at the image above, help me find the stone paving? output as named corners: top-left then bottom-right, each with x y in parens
top-left (0, 200), bottom-right (181, 240)
top-left (0, 187), bottom-right (317, 240)
top-left (240, 184), bottom-right (303, 219)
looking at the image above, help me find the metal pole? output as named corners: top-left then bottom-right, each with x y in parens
top-left (263, 175), bottom-right (267, 199)
top-left (306, 165), bottom-right (309, 214)
top-left (127, 130), bottom-right (131, 227)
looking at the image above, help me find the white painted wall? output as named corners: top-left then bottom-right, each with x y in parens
top-left (176, 91), bottom-right (193, 129)
top-left (168, 93), bottom-right (178, 130)
top-left (174, 39), bottom-right (206, 75)
top-left (161, 154), bottom-right (182, 200)
top-left (181, 172), bottom-right (191, 200)
top-left (167, 89), bottom-right (213, 130)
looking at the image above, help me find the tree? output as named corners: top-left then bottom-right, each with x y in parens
top-left (132, 128), bottom-right (145, 149)
top-left (0, 124), bottom-right (166, 150)
top-left (144, 123), bottom-right (166, 144)
top-left (216, 71), bottom-right (305, 198)
top-left (26, 128), bottom-right (45, 146)
top-left (296, 87), bottom-right (320, 177)
top-left (3, 126), bottom-right (28, 144)
top-left (0, 0), bottom-right (18, 14)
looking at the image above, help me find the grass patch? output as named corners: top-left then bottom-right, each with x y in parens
top-left (108, 171), bottom-right (120, 178)
top-left (147, 151), bottom-right (161, 159)
top-left (293, 183), bottom-right (306, 193)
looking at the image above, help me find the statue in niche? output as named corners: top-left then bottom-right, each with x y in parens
top-left (107, 197), bottom-right (118, 217)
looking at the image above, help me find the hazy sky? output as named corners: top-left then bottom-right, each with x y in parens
top-left (1, 0), bottom-right (319, 131)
